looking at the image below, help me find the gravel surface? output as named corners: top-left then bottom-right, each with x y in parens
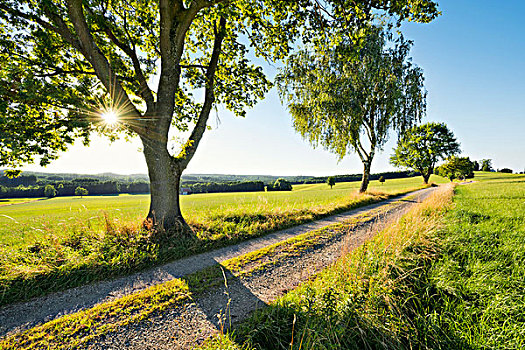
top-left (0, 187), bottom-right (435, 339)
top-left (87, 187), bottom-right (436, 349)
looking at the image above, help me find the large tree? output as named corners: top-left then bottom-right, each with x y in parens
top-left (277, 28), bottom-right (427, 193)
top-left (390, 122), bottom-right (460, 184)
top-left (0, 0), bottom-right (438, 232)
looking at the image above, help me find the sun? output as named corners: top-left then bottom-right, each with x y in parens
top-left (101, 110), bottom-right (118, 125)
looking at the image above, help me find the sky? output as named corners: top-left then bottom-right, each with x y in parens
top-left (22, 0), bottom-right (525, 176)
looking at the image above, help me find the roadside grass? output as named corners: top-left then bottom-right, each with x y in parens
top-left (0, 176), bottom-right (443, 306)
top-left (202, 172), bottom-right (525, 349)
top-left (427, 173), bottom-right (525, 348)
top-left (0, 199), bottom-right (396, 349)
top-left (215, 183), bottom-right (457, 350)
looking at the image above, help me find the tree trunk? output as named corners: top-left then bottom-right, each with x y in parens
top-left (422, 168), bottom-right (433, 184)
top-left (359, 161), bottom-right (372, 193)
top-left (141, 137), bottom-right (189, 233)
top-left (422, 171), bottom-right (430, 184)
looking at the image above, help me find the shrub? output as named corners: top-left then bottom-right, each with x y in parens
top-left (499, 168), bottom-right (513, 173)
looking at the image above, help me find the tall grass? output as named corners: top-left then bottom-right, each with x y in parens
top-left (198, 184), bottom-right (455, 350)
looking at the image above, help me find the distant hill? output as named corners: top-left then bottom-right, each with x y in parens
top-left (1, 171), bottom-right (313, 184)
top-left (2, 170), bottom-right (417, 186)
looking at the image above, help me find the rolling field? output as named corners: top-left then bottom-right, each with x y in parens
top-left (0, 175), bottom-right (444, 306)
top-left (0, 175), bottom-right (445, 249)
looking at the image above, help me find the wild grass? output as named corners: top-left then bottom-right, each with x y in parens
top-left (221, 183), bottom-right (456, 350)
top-left (0, 205), bottom-right (389, 349)
top-left (203, 172), bottom-right (525, 349)
top-left (0, 176), bottom-right (443, 306)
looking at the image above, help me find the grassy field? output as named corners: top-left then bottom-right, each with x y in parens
top-left (199, 172), bottom-right (525, 349)
top-left (0, 175), bottom-right (444, 306)
top-left (0, 176), bottom-right (442, 249)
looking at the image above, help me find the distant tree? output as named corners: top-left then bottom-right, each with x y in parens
top-left (436, 156), bottom-right (475, 182)
top-left (472, 160), bottom-right (480, 171)
top-left (327, 176), bottom-right (336, 189)
top-left (391, 122), bottom-right (460, 184)
top-left (75, 186), bottom-right (89, 198)
top-left (267, 178), bottom-right (293, 191)
top-left (499, 168), bottom-right (513, 174)
top-left (481, 159), bottom-right (493, 172)
top-left (278, 29), bottom-right (426, 193)
top-left (273, 178), bottom-right (293, 191)
top-left (44, 185), bottom-right (57, 198)
top-left (379, 176), bottom-right (385, 185)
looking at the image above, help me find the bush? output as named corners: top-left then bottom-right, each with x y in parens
top-left (44, 185), bottom-right (57, 198)
top-left (499, 168), bottom-right (513, 174)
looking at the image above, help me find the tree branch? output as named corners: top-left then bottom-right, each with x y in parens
top-left (176, 16), bottom-right (226, 170)
top-left (179, 64), bottom-right (209, 70)
top-left (64, 0), bottom-right (145, 135)
top-left (0, 4), bottom-right (82, 52)
top-left (97, 17), bottom-right (156, 110)
top-left (33, 69), bottom-right (97, 78)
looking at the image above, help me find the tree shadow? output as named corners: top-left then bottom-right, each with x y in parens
top-left (186, 264), bottom-right (267, 336)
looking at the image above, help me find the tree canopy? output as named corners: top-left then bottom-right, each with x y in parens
top-left (481, 159), bottom-right (493, 172)
top-left (327, 176), bottom-right (335, 189)
top-left (391, 122), bottom-right (460, 184)
top-left (436, 156), bottom-right (474, 182)
top-left (277, 28), bottom-right (427, 192)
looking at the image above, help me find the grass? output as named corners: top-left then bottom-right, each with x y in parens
top-left (0, 175), bottom-right (443, 306)
top-left (200, 171), bottom-right (525, 349)
top-left (0, 200), bottom-right (398, 349)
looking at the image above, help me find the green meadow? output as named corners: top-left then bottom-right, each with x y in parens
top-left (201, 172), bottom-right (525, 349)
top-left (0, 175), bottom-right (444, 306)
top-left (0, 175), bottom-right (444, 249)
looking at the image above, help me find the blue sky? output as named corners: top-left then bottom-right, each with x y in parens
top-left (23, 0), bottom-right (525, 176)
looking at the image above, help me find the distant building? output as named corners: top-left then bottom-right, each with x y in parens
top-left (180, 188), bottom-right (192, 195)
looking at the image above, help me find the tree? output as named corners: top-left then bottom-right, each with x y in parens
top-left (436, 156), bottom-right (474, 182)
top-left (44, 184), bottom-right (57, 198)
top-left (481, 159), bottom-right (493, 172)
top-left (269, 178), bottom-right (292, 191)
top-left (75, 186), bottom-right (88, 198)
top-left (327, 176), bottom-right (336, 189)
top-left (499, 168), bottom-right (513, 173)
top-left (472, 160), bottom-right (480, 171)
top-left (378, 176), bottom-right (385, 185)
top-left (0, 1), bottom-right (438, 232)
top-left (390, 122), bottom-right (460, 184)
top-left (278, 29), bottom-right (427, 193)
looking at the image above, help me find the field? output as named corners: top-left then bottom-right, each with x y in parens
top-left (0, 175), bottom-right (444, 306)
top-left (200, 172), bottom-right (525, 349)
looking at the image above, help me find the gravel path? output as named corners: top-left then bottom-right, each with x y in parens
top-left (0, 187), bottom-right (435, 338)
top-left (88, 187), bottom-right (437, 349)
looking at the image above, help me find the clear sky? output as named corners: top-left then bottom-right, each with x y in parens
top-left (22, 0), bottom-right (525, 176)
